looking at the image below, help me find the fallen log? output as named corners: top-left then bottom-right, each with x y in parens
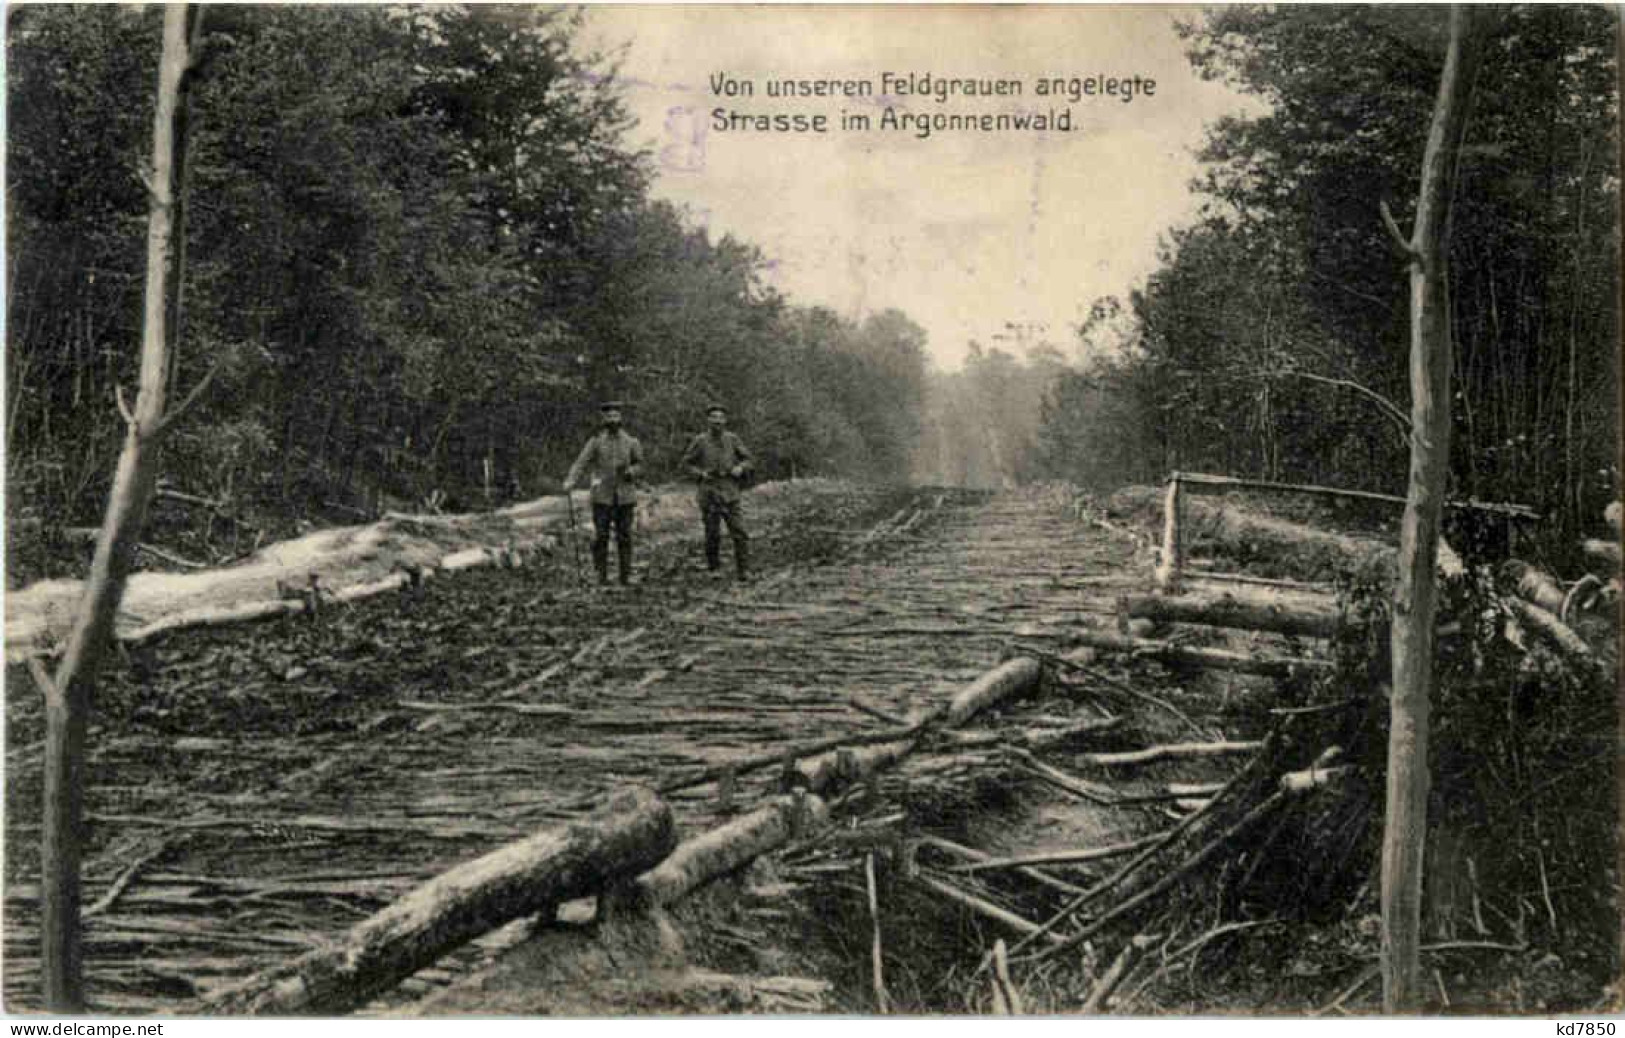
top-left (1502, 559), bottom-right (1568, 615)
top-left (9, 481), bottom-right (778, 659)
top-left (792, 741), bottom-right (916, 795)
top-left (944, 656), bottom-right (1044, 726)
top-left (792, 657), bottom-right (1044, 793)
top-left (1064, 629), bottom-right (1333, 678)
top-left (202, 787), bottom-right (675, 1015)
top-left (947, 716), bottom-right (1122, 753)
top-left (1117, 589), bottom-right (1345, 639)
top-left (1186, 570), bottom-right (1335, 593)
top-left (609, 723), bottom-right (933, 810)
top-left (1505, 599), bottom-right (1613, 687)
top-left (1279, 765), bottom-right (1354, 793)
top-left (632, 794), bottom-right (826, 907)
top-left (1582, 538), bottom-right (1621, 571)
top-left (332, 571), bottom-right (414, 604)
top-left (1112, 484), bottom-right (1473, 584)
top-left (396, 795), bottom-right (841, 1014)
top-left (1078, 741), bottom-right (1263, 768)
top-left (124, 596), bottom-right (307, 644)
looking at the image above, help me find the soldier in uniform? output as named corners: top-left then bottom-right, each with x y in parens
top-left (683, 404), bottom-right (754, 580)
top-left (564, 401), bottom-right (644, 587)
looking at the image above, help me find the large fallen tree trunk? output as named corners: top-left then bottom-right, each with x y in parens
top-left (202, 787), bottom-right (675, 1015)
top-left (1065, 629), bottom-right (1333, 678)
top-left (1505, 598), bottom-right (1614, 688)
top-left (1501, 559), bottom-right (1569, 615)
top-left (1117, 589), bottom-right (1345, 639)
top-left (8, 482), bottom-right (837, 661)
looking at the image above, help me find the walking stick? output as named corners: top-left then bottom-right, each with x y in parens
top-left (564, 489), bottom-right (586, 586)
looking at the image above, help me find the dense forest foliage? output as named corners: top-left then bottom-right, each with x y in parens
top-left (6, 5), bottom-right (929, 551)
top-left (7, 6), bottom-right (1618, 573)
top-left (1038, 6), bottom-right (1619, 546)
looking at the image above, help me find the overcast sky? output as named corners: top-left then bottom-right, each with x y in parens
top-left (584, 5), bottom-right (1259, 371)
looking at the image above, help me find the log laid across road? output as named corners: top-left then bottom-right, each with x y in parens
top-left (202, 787), bottom-right (676, 1016)
top-left (1066, 629), bottom-right (1334, 677)
top-left (1117, 589), bottom-right (1346, 639)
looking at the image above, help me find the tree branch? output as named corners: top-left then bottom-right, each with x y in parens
top-left (1379, 200), bottom-right (1420, 262)
top-left (156, 360), bottom-right (220, 435)
top-left (1260, 368), bottom-right (1412, 441)
top-left (114, 384), bottom-right (135, 428)
top-left (26, 655), bottom-right (58, 700)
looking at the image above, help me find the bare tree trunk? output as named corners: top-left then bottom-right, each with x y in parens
top-left (1381, 5), bottom-right (1481, 1013)
top-left (39, 4), bottom-right (203, 1010)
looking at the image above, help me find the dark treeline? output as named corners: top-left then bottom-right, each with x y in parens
top-left (1039, 6), bottom-right (1619, 543)
top-left (6, 6), bottom-right (929, 541)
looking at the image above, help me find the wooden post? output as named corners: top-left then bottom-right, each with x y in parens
top-left (1381, 5), bottom-right (1482, 1013)
top-left (1154, 473), bottom-right (1184, 593)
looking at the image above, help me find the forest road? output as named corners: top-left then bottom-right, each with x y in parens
top-left (3, 483), bottom-right (1143, 1013)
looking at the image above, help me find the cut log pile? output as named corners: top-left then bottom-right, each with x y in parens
top-left (1093, 475), bottom-right (1616, 694)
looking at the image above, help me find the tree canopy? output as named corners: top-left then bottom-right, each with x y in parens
top-left (6, 5), bottom-right (932, 573)
top-left (1039, 5), bottom-right (1618, 547)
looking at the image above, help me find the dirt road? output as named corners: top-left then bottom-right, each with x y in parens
top-left (3, 484), bottom-right (1144, 1012)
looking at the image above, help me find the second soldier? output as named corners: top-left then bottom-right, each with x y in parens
top-left (683, 404), bottom-right (754, 581)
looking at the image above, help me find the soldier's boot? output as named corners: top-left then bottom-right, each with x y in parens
top-left (734, 538), bottom-right (751, 582)
top-left (618, 545), bottom-right (633, 586)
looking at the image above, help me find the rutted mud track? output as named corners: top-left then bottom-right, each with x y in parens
top-left (4, 485), bottom-right (1143, 1012)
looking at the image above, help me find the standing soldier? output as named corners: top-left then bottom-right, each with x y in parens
top-left (683, 404), bottom-right (754, 581)
top-left (565, 401), bottom-right (644, 587)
